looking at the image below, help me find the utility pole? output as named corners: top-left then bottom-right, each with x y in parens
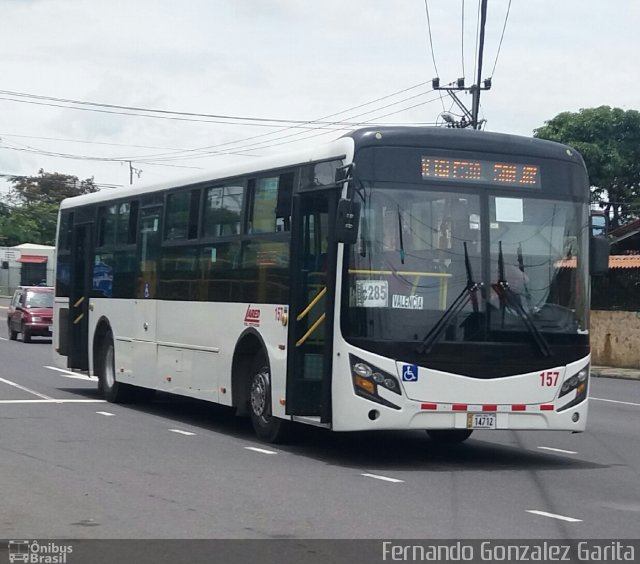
top-left (127, 161), bottom-right (142, 185)
top-left (432, 0), bottom-right (491, 129)
top-left (471, 0), bottom-right (489, 130)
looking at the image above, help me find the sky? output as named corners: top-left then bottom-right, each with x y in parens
top-left (1, 0), bottom-right (638, 193)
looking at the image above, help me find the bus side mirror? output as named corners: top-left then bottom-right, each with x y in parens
top-left (590, 236), bottom-right (609, 276)
top-left (335, 199), bottom-right (361, 245)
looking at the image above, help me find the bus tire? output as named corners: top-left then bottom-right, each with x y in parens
top-left (426, 429), bottom-right (473, 443)
top-left (249, 352), bottom-right (291, 443)
top-left (97, 331), bottom-right (154, 403)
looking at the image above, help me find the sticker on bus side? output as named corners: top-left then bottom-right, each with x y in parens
top-left (402, 364), bottom-right (419, 382)
top-left (244, 305), bottom-right (261, 327)
top-left (392, 294), bottom-right (424, 310)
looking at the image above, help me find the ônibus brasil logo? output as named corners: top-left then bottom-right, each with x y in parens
top-left (8, 540), bottom-right (73, 564)
top-left (244, 305), bottom-right (261, 327)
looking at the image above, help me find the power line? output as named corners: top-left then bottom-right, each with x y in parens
top-left (0, 87), bottom-right (442, 166)
top-left (107, 87), bottom-right (441, 163)
top-left (423, 1), bottom-right (440, 77)
top-left (0, 88), bottom-right (434, 129)
top-left (489, 0), bottom-right (512, 78)
top-left (0, 132), bottom-right (188, 152)
top-left (423, 0), bottom-right (446, 113)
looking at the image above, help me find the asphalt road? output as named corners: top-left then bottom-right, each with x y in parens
top-left (1, 305), bottom-right (639, 541)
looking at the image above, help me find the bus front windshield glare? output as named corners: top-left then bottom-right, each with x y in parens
top-left (342, 184), bottom-right (589, 354)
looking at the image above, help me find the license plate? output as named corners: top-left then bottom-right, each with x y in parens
top-left (467, 413), bottom-right (497, 429)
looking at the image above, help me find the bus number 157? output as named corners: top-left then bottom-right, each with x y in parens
top-left (540, 371), bottom-right (560, 386)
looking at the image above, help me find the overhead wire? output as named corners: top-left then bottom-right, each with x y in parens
top-left (134, 82), bottom-right (442, 160)
top-left (423, 0), bottom-right (446, 113)
top-left (133, 88), bottom-right (444, 163)
top-left (489, 0), bottom-right (512, 78)
top-left (0, 83), bottom-right (445, 167)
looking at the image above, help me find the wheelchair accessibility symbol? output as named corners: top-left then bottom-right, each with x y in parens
top-left (402, 364), bottom-right (419, 382)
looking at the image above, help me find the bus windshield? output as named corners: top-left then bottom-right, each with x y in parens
top-left (341, 183), bottom-right (589, 371)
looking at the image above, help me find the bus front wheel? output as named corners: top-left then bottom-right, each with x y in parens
top-left (426, 429), bottom-right (473, 443)
top-left (249, 353), bottom-right (291, 443)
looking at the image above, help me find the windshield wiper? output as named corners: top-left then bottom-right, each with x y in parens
top-left (492, 241), bottom-right (552, 357)
top-left (397, 205), bottom-right (405, 265)
top-left (417, 242), bottom-right (482, 355)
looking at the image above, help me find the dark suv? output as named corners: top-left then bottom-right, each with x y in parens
top-left (7, 286), bottom-right (54, 343)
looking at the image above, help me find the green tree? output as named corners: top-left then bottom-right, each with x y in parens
top-left (0, 170), bottom-right (98, 246)
top-left (534, 106), bottom-right (640, 228)
top-left (9, 168), bottom-right (98, 206)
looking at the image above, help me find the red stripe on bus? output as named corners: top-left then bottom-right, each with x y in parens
top-left (482, 404), bottom-right (497, 412)
top-left (452, 404), bottom-right (467, 411)
top-left (421, 403), bottom-right (438, 410)
top-left (540, 404), bottom-right (554, 411)
top-left (511, 404), bottom-right (526, 411)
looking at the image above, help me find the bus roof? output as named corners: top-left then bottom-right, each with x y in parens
top-left (59, 126), bottom-right (582, 210)
top-left (345, 126), bottom-right (583, 163)
top-left (59, 135), bottom-right (355, 209)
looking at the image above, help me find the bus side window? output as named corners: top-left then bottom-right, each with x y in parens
top-left (248, 171), bottom-right (294, 234)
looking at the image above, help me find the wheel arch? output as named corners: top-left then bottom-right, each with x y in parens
top-left (231, 328), bottom-right (268, 416)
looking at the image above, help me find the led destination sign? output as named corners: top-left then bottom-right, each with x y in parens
top-left (421, 156), bottom-right (541, 188)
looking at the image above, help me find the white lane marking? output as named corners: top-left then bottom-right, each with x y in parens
top-left (0, 399), bottom-right (106, 404)
top-left (0, 377), bottom-right (54, 400)
top-left (526, 510), bottom-right (582, 523)
top-left (96, 411), bottom-right (115, 416)
top-left (169, 429), bottom-right (196, 436)
top-left (538, 446), bottom-right (578, 455)
top-left (361, 473), bottom-right (404, 483)
top-left (44, 365), bottom-right (98, 381)
top-left (244, 446), bottom-right (277, 455)
top-left (0, 337), bottom-right (7, 341)
top-left (591, 397), bottom-right (640, 408)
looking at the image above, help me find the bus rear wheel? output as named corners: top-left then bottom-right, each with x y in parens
top-left (249, 353), bottom-right (291, 443)
top-left (426, 429), bottom-right (473, 443)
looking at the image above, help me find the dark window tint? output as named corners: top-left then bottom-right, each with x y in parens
top-left (165, 190), bottom-right (199, 241)
top-left (165, 192), bottom-right (190, 241)
top-left (200, 241), bottom-right (242, 301)
top-left (97, 205), bottom-right (117, 247)
top-left (58, 212), bottom-right (73, 251)
top-left (239, 239), bottom-right (290, 303)
top-left (116, 201), bottom-right (138, 245)
top-left (159, 246), bottom-right (201, 301)
top-left (203, 185), bottom-right (244, 238)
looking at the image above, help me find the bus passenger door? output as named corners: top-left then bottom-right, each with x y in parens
top-left (68, 221), bottom-right (93, 370)
top-left (286, 192), bottom-right (337, 422)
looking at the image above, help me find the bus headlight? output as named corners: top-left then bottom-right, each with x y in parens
top-left (353, 363), bottom-right (372, 378)
top-left (557, 365), bottom-right (589, 412)
top-left (349, 354), bottom-right (401, 410)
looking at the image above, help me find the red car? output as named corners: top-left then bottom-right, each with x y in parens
top-left (7, 286), bottom-right (54, 343)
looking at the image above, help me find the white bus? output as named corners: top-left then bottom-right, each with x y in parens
top-left (52, 127), bottom-right (608, 442)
